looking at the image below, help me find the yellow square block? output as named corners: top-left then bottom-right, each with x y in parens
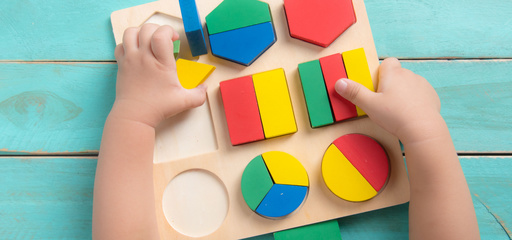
top-left (342, 48), bottom-right (375, 116)
top-left (322, 144), bottom-right (377, 202)
top-left (176, 59), bottom-right (216, 89)
top-left (252, 68), bottom-right (297, 139)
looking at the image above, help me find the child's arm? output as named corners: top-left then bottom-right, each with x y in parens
top-left (92, 24), bottom-right (207, 239)
top-left (335, 58), bottom-right (479, 240)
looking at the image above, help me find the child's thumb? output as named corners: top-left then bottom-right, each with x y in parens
top-left (184, 84), bottom-right (208, 109)
top-left (335, 78), bottom-right (375, 110)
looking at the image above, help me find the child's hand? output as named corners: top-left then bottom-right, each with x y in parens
top-left (335, 58), bottom-right (441, 144)
top-left (112, 23), bottom-right (207, 128)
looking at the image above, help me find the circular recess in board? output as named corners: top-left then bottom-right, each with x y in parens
top-left (162, 169), bottom-right (229, 237)
top-left (241, 151), bottom-right (309, 219)
top-left (322, 134), bottom-right (390, 202)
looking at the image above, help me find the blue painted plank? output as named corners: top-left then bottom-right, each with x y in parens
top-left (179, 0), bottom-right (207, 56)
top-left (0, 158), bottom-right (96, 239)
top-left (0, 0), bottom-right (152, 61)
top-left (461, 157), bottom-right (512, 239)
top-left (1, 0), bottom-right (511, 61)
top-left (401, 60), bottom-right (512, 153)
top-left (1, 157), bottom-right (509, 239)
top-left (366, 0), bottom-right (512, 59)
top-left (1, 60), bottom-right (511, 154)
top-left (0, 63), bottom-right (117, 154)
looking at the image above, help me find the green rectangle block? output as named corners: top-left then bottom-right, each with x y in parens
top-left (173, 40), bottom-right (181, 59)
top-left (274, 220), bottom-right (342, 240)
top-left (298, 60), bottom-right (334, 128)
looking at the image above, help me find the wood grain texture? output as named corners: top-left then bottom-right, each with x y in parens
top-left (401, 60), bottom-right (512, 153)
top-left (0, 157), bottom-right (97, 239)
top-left (1, 60), bottom-right (510, 154)
top-left (366, 0), bottom-right (512, 59)
top-left (0, 63), bottom-right (117, 154)
top-left (1, 157), bottom-right (509, 239)
top-left (1, 0), bottom-right (511, 61)
top-left (0, 0), bottom-right (151, 61)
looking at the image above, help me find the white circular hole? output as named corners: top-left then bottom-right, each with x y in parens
top-left (162, 169), bottom-right (229, 237)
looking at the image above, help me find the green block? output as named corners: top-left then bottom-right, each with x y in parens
top-left (173, 40), bottom-right (180, 59)
top-left (241, 155), bottom-right (274, 211)
top-left (205, 0), bottom-right (272, 35)
top-left (298, 60), bottom-right (334, 128)
top-left (274, 220), bottom-right (342, 240)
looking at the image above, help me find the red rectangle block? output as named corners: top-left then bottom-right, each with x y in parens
top-left (220, 75), bottom-right (265, 145)
top-left (319, 53), bottom-right (357, 121)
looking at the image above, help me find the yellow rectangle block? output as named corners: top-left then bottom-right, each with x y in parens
top-left (253, 68), bottom-right (297, 139)
top-left (176, 59), bottom-right (216, 89)
top-left (342, 48), bottom-right (375, 116)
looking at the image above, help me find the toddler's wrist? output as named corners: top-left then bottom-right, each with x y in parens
top-left (396, 113), bottom-right (448, 145)
top-left (108, 99), bottom-right (163, 128)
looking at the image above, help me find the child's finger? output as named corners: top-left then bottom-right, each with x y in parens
top-left (379, 58), bottom-right (402, 81)
top-left (138, 23), bottom-right (160, 51)
top-left (171, 30), bottom-right (180, 42)
top-left (182, 84), bottom-right (207, 109)
top-left (114, 44), bottom-right (125, 60)
top-left (335, 78), bottom-right (376, 111)
top-left (122, 27), bottom-right (140, 52)
top-left (150, 25), bottom-right (177, 64)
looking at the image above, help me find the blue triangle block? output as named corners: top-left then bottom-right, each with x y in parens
top-left (209, 22), bottom-right (276, 66)
top-left (255, 184), bottom-right (308, 218)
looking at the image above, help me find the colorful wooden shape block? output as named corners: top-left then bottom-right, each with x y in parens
top-left (219, 75), bottom-right (265, 145)
top-left (319, 53), bottom-right (357, 121)
top-left (322, 144), bottom-right (377, 202)
top-left (298, 59), bottom-right (334, 128)
top-left (209, 22), bottom-right (276, 66)
top-left (176, 59), bottom-right (216, 89)
top-left (255, 184), bottom-right (308, 218)
top-left (206, 0), bottom-right (275, 66)
top-left (252, 68), bottom-right (297, 139)
top-left (205, 0), bottom-right (272, 35)
top-left (241, 151), bottom-right (309, 218)
top-left (274, 220), bottom-right (342, 240)
top-left (241, 155), bottom-right (274, 211)
top-left (342, 48), bottom-right (375, 116)
top-left (333, 134), bottom-right (389, 192)
top-left (262, 151), bottom-right (309, 187)
top-left (178, 0), bottom-right (207, 56)
top-left (173, 40), bottom-right (180, 59)
top-left (284, 0), bottom-right (356, 47)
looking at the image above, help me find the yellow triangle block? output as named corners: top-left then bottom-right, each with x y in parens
top-left (322, 144), bottom-right (377, 202)
top-left (262, 151), bottom-right (309, 187)
top-left (176, 59), bottom-right (216, 89)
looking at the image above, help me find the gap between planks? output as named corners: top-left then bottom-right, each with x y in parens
top-left (1, 58), bottom-right (512, 64)
top-left (1, 153), bottom-right (512, 158)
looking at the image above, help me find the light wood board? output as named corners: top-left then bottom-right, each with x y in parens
top-left (111, 0), bottom-right (410, 239)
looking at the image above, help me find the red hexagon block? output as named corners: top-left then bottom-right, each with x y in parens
top-left (284, 0), bottom-right (356, 47)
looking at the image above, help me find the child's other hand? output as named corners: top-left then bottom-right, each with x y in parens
top-left (112, 23), bottom-right (207, 128)
top-left (335, 58), bottom-right (441, 144)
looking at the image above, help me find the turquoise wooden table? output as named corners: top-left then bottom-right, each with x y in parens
top-left (1, 0), bottom-right (511, 239)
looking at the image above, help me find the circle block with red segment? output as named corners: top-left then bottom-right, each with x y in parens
top-left (284, 0), bottom-right (357, 47)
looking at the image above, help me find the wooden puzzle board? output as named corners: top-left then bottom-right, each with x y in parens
top-left (111, 0), bottom-right (410, 239)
